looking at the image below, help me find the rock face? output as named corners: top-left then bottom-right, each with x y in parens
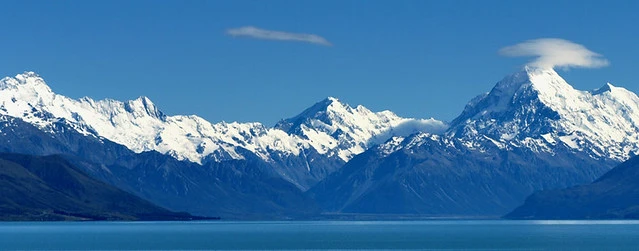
top-left (0, 153), bottom-right (198, 221)
top-left (506, 155), bottom-right (639, 219)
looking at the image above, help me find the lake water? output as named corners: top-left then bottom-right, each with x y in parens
top-left (1, 220), bottom-right (639, 250)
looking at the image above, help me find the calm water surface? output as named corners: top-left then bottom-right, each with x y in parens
top-left (1, 220), bottom-right (639, 250)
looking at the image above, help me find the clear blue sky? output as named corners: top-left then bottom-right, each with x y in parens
top-left (2, 0), bottom-right (638, 125)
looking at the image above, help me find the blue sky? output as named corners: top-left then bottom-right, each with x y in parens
top-left (1, 0), bottom-right (638, 125)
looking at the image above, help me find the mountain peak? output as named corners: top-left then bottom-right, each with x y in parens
top-left (493, 66), bottom-right (572, 95)
top-left (321, 96), bottom-right (348, 111)
top-left (592, 83), bottom-right (614, 95)
top-left (274, 97), bottom-right (351, 133)
top-left (15, 71), bottom-right (41, 79)
top-left (125, 96), bottom-right (164, 119)
top-left (0, 72), bottom-right (55, 113)
top-left (450, 66), bottom-right (639, 161)
top-left (449, 67), bottom-right (578, 139)
top-left (1, 71), bottom-right (52, 93)
top-left (134, 96), bottom-right (155, 106)
top-left (524, 66), bottom-right (575, 93)
top-left (590, 82), bottom-right (633, 97)
top-left (476, 67), bottom-right (576, 116)
top-left (310, 96), bottom-right (345, 111)
top-left (523, 65), bottom-right (556, 74)
top-left (325, 96), bottom-right (340, 102)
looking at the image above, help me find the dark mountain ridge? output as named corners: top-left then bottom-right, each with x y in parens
top-left (0, 115), bottom-right (317, 219)
top-left (0, 152), bottom-right (199, 221)
top-left (309, 134), bottom-right (612, 216)
top-left (506, 155), bottom-right (639, 219)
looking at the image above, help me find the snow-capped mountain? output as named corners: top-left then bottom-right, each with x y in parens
top-left (0, 72), bottom-right (282, 163)
top-left (311, 67), bottom-right (632, 215)
top-left (275, 97), bottom-right (447, 161)
top-left (0, 72), bottom-right (446, 189)
top-left (448, 66), bottom-right (639, 161)
top-left (6, 67), bottom-right (636, 217)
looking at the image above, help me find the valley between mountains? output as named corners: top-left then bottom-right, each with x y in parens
top-left (1, 66), bottom-right (638, 220)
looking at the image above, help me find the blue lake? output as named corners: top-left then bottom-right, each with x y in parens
top-left (2, 220), bottom-right (639, 250)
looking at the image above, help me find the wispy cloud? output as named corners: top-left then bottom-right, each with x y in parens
top-left (226, 26), bottom-right (332, 46)
top-left (499, 38), bottom-right (609, 69)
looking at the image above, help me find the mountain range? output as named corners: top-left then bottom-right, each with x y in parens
top-left (0, 73), bottom-right (445, 190)
top-left (1, 67), bottom-right (637, 219)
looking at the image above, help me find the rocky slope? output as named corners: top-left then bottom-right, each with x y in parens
top-left (0, 153), bottom-right (199, 221)
top-left (506, 155), bottom-right (639, 219)
top-left (0, 115), bottom-right (317, 219)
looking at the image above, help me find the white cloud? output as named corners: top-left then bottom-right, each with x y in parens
top-left (499, 38), bottom-right (609, 69)
top-left (226, 26), bottom-right (332, 46)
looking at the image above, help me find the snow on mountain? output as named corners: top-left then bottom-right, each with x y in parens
top-left (0, 72), bottom-right (446, 166)
top-left (310, 67), bottom-right (628, 216)
top-left (0, 72), bottom-right (295, 163)
top-left (275, 97), bottom-right (448, 161)
top-left (448, 66), bottom-right (639, 161)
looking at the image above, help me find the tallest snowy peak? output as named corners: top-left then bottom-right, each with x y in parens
top-left (450, 67), bottom-right (639, 161)
top-left (523, 66), bottom-right (576, 94)
top-left (492, 66), bottom-right (574, 97)
top-left (456, 67), bottom-right (571, 121)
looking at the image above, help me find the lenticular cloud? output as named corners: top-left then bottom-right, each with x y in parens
top-left (499, 38), bottom-right (609, 69)
top-left (226, 26), bottom-right (332, 46)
